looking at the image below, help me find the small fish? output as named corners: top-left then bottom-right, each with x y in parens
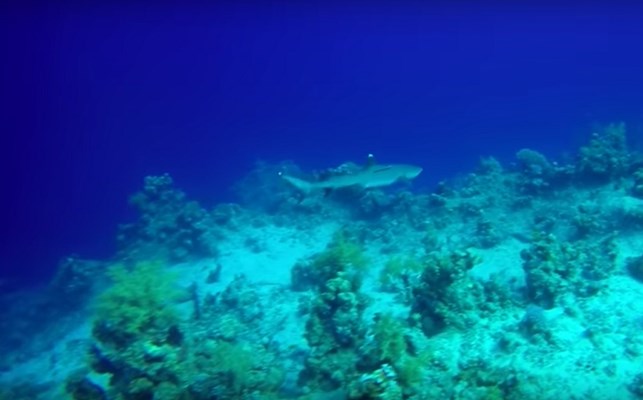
top-left (279, 154), bottom-right (422, 194)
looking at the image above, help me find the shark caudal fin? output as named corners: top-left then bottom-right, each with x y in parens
top-left (279, 172), bottom-right (314, 193)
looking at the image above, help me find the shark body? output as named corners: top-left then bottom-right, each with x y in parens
top-left (280, 154), bottom-right (423, 194)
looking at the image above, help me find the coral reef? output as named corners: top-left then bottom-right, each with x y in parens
top-left (117, 174), bottom-right (218, 263)
top-left (521, 232), bottom-right (616, 309)
top-left (92, 261), bottom-right (181, 346)
top-left (82, 264), bottom-right (285, 399)
top-left (577, 122), bottom-right (630, 180)
top-left (411, 249), bottom-right (487, 336)
top-left (296, 234), bottom-right (369, 392)
top-left (7, 125), bottom-right (643, 400)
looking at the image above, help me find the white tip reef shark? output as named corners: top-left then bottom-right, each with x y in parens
top-left (279, 154), bottom-right (423, 194)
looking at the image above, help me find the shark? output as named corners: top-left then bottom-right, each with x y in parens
top-left (279, 154), bottom-right (423, 194)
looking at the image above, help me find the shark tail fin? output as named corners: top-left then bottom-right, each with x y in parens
top-left (279, 173), bottom-right (314, 194)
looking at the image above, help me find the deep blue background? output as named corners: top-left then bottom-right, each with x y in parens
top-left (1, 3), bottom-right (643, 290)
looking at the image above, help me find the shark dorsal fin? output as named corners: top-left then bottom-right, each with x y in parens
top-left (366, 153), bottom-right (377, 169)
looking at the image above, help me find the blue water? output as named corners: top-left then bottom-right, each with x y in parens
top-left (2, 3), bottom-right (643, 290)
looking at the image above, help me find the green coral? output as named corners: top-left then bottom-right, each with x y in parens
top-left (379, 256), bottom-right (423, 293)
top-left (93, 261), bottom-right (181, 346)
top-left (521, 232), bottom-right (616, 308)
top-left (311, 231), bottom-right (368, 275)
top-left (207, 340), bottom-right (283, 395)
top-left (297, 234), bottom-right (370, 392)
top-left (370, 314), bottom-right (431, 390)
top-left (410, 249), bottom-right (486, 336)
top-left (292, 230), bottom-right (369, 291)
top-left (86, 266), bottom-right (285, 400)
top-left (372, 314), bottom-right (407, 363)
